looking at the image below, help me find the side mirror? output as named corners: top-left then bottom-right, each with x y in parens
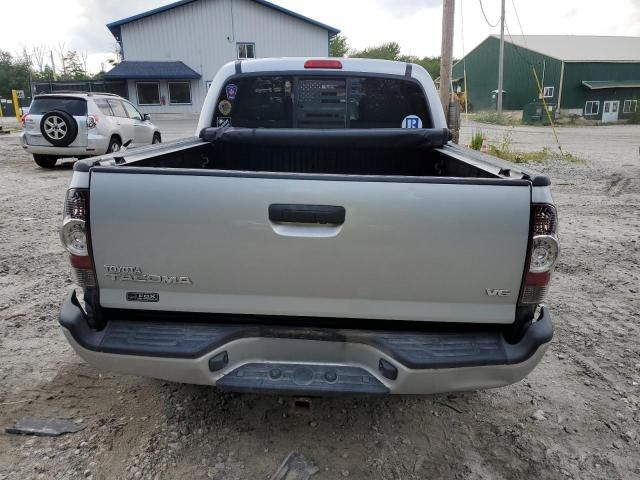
top-left (143, 113), bottom-right (151, 121)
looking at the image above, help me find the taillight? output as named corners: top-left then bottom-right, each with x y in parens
top-left (61, 189), bottom-right (96, 287)
top-left (86, 115), bottom-right (98, 129)
top-left (20, 113), bottom-right (28, 128)
top-left (520, 204), bottom-right (559, 304)
top-left (304, 59), bottom-right (343, 69)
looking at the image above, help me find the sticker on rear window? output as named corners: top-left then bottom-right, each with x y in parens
top-left (217, 117), bottom-right (232, 127)
top-left (402, 115), bottom-right (422, 129)
top-left (225, 84), bottom-right (238, 100)
top-left (218, 100), bottom-right (232, 115)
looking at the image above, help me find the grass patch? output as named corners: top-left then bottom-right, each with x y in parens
top-left (487, 132), bottom-right (583, 164)
top-left (491, 147), bottom-right (582, 164)
top-left (469, 110), bottom-right (521, 126)
top-left (627, 109), bottom-right (640, 124)
top-left (469, 129), bottom-right (484, 150)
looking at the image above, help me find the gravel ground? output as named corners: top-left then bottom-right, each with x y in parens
top-left (0, 121), bottom-right (639, 480)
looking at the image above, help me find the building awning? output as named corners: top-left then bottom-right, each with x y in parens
top-left (582, 80), bottom-right (640, 90)
top-left (104, 61), bottom-right (201, 80)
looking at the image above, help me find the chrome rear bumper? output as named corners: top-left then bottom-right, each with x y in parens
top-left (19, 132), bottom-right (107, 156)
top-left (60, 291), bottom-right (552, 395)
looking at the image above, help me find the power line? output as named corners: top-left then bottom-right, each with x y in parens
top-left (510, 0), bottom-right (527, 49)
top-left (460, 0), bottom-right (469, 117)
top-left (505, 0), bottom-right (565, 157)
top-left (478, 0), bottom-right (500, 28)
top-left (507, 0), bottom-right (535, 67)
top-left (497, 0), bottom-right (505, 113)
top-left (460, 0), bottom-right (466, 56)
top-left (504, 21), bottom-right (533, 66)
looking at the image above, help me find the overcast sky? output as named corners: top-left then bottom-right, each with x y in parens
top-left (2, 0), bottom-right (640, 73)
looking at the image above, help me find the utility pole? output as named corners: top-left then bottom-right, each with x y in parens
top-left (50, 50), bottom-right (56, 76)
top-left (439, 0), bottom-right (455, 115)
top-left (497, 0), bottom-right (506, 113)
top-left (49, 50), bottom-right (56, 92)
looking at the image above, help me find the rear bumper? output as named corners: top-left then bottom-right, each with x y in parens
top-left (19, 132), bottom-right (108, 157)
top-left (59, 291), bottom-right (553, 395)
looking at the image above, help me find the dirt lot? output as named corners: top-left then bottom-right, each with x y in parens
top-left (1, 122), bottom-right (639, 480)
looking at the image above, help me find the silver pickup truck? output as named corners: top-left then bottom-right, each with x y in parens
top-left (59, 58), bottom-right (558, 395)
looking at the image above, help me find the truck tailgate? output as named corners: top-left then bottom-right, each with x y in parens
top-left (89, 171), bottom-right (531, 324)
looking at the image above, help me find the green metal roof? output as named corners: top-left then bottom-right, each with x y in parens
top-left (582, 80), bottom-right (640, 90)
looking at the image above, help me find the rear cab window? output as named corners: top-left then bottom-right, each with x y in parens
top-left (29, 97), bottom-right (87, 116)
top-left (213, 75), bottom-right (431, 129)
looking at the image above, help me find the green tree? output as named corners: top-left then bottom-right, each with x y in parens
top-left (351, 41), bottom-right (402, 60)
top-left (329, 34), bottom-right (350, 57)
top-left (336, 36), bottom-right (444, 79)
top-left (0, 50), bottom-right (31, 99)
top-left (32, 65), bottom-right (56, 82)
top-left (61, 50), bottom-right (88, 80)
top-left (399, 55), bottom-right (442, 79)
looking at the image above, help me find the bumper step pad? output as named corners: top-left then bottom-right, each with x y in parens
top-left (60, 291), bottom-right (553, 369)
top-left (216, 363), bottom-right (389, 395)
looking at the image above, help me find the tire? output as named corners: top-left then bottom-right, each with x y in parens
top-left (152, 133), bottom-right (161, 144)
top-left (107, 137), bottom-right (122, 153)
top-left (33, 154), bottom-right (57, 169)
top-left (40, 110), bottom-right (78, 147)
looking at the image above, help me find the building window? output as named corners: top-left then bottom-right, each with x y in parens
top-left (237, 43), bottom-right (255, 59)
top-left (543, 86), bottom-right (554, 98)
top-left (136, 82), bottom-right (160, 105)
top-left (623, 99), bottom-right (638, 113)
top-left (584, 101), bottom-right (599, 115)
top-left (168, 82), bottom-right (192, 104)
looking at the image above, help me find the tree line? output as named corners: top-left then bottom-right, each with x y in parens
top-left (0, 44), bottom-right (116, 100)
top-left (2, 36), bottom-right (442, 100)
top-left (330, 35), bottom-right (442, 79)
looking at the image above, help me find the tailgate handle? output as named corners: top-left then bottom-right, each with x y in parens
top-left (269, 204), bottom-right (345, 225)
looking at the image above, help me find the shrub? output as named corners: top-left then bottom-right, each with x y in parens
top-left (472, 110), bottom-right (520, 126)
top-left (485, 132), bottom-right (582, 164)
top-left (627, 108), bottom-right (640, 124)
top-left (470, 129), bottom-right (484, 150)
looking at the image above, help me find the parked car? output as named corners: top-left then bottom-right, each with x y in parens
top-left (59, 58), bottom-right (558, 396)
top-left (19, 92), bottom-right (161, 168)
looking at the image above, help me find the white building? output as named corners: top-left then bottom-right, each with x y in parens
top-left (104, 0), bottom-right (339, 113)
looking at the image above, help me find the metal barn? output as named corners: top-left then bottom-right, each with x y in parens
top-left (452, 35), bottom-right (640, 121)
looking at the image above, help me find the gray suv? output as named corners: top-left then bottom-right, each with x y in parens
top-left (19, 92), bottom-right (161, 168)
